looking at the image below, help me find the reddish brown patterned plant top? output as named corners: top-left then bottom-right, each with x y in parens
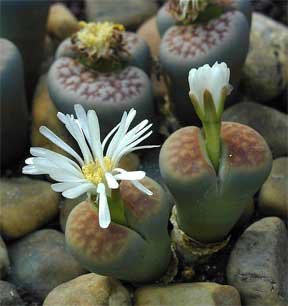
top-left (162, 11), bottom-right (236, 58)
top-left (212, 0), bottom-right (236, 7)
top-left (222, 122), bottom-right (269, 168)
top-left (54, 57), bottom-right (144, 103)
top-left (120, 177), bottom-right (162, 220)
top-left (164, 0), bottom-right (236, 13)
top-left (161, 127), bottom-right (214, 177)
top-left (123, 32), bottom-right (140, 52)
top-left (66, 201), bottom-right (130, 262)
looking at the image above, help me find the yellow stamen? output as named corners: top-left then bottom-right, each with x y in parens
top-left (76, 21), bottom-right (125, 53)
top-left (82, 157), bottom-right (113, 185)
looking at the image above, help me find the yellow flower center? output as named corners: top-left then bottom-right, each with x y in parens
top-left (82, 157), bottom-right (113, 185)
top-left (77, 21), bottom-right (125, 53)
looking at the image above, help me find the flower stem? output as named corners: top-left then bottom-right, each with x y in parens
top-left (203, 120), bottom-right (221, 171)
top-left (108, 189), bottom-right (127, 226)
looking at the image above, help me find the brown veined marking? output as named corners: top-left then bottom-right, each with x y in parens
top-left (163, 127), bottom-right (214, 177)
top-left (55, 57), bottom-right (143, 103)
top-left (163, 11), bottom-right (236, 58)
top-left (120, 178), bottom-right (162, 220)
top-left (221, 122), bottom-right (269, 168)
top-left (164, 0), bottom-right (236, 13)
top-left (66, 201), bottom-right (129, 261)
top-left (212, 0), bottom-right (236, 7)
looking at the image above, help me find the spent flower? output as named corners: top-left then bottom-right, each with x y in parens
top-left (170, 0), bottom-right (209, 23)
top-left (23, 105), bottom-right (158, 229)
top-left (71, 21), bottom-right (127, 70)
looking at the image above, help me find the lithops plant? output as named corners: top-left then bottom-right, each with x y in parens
top-left (48, 21), bottom-right (153, 137)
top-left (0, 0), bottom-right (50, 101)
top-left (157, 0), bottom-right (252, 36)
top-left (23, 105), bottom-right (172, 283)
top-left (157, 0), bottom-right (251, 125)
top-left (159, 63), bottom-right (272, 261)
top-left (66, 177), bottom-right (171, 283)
top-left (55, 27), bottom-right (151, 75)
top-left (0, 38), bottom-right (28, 167)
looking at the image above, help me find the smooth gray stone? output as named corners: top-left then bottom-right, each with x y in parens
top-left (8, 229), bottom-right (86, 300)
top-left (227, 217), bottom-right (288, 306)
top-left (223, 101), bottom-right (288, 158)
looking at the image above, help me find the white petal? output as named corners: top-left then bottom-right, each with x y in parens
top-left (111, 121), bottom-right (152, 162)
top-left (102, 122), bottom-right (120, 151)
top-left (64, 114), bottom-right (93, 164)
top-left (188, 62), bottom-right (231, 111)
top-left (49, 171), bottom-right (85, 183)
top-left (22, 165), bottom-right (45, 175)
top-left (74, 104), bottom-right (91, 143)
top-left (63, 182), bottom-right (95, 199)
top-left (131, 180), bottom-right (153, 196)
top-left (25, 157), bottom-right (34, 165)
top-left (124, 108), bottom-right (137, 132)
top-left (180, 0), bottom-right (189, 17)
top-left (57, 112), bottom-right (67, 125)
top-left (51, 182), bottom-right (79, 192)
top-left (113, 131), bottom-right (153, 165)
top-left (29, 157), bottom-right (58, 173)
top-left (113, 169), bottom-right (146, 181)
top-left (29, 156), bottom-right (83, 181)
top-left (97, 183), bottom-right (111, 228)
top-left (105, 172), bottom-right (119, 189)
top-left (87, 110), bottom-right (104, 167)
top-left (30, 147), bottom-right (83, 176)
top-left (39, 126), bottom-right (84, 165)
top-left (106, 111), bottom-right (128, 158)
top-left (129, 145), bottom-right (160, 152)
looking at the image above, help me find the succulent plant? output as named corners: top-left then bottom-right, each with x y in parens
top-left (66, 177), bottom-right (172, 283)
top-left (48, 21), bottom-right (154, 137)
top-left (23, 105), bottom-right (172, 283)
top-left (159, 63), bottom-right (272, 248)
top-left (157, 0), bottom-right (251, 125)
top-left (0, 38), bottom-right (28, 167)
top-left (0, 0), bottom-right (50, 101)
top-left (157, 0), bottom-right (252, 36)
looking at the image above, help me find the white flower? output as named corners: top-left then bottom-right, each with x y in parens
top-left (180, 0), bottom-right (190, 18)
top-left (23, 105), bottom-right (158, 229)
top-left (188, 62), bottom-right (232, 116)
top-left (180, 0), bottom-right (199, 15)
top-left (179, 0), bottom-right (208, 19)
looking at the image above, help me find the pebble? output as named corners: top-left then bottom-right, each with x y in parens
top-left (43, 273), bottom-right (131, 306)
top-left (259, 157), bottom-right (288, 219)
top-left (0, 177), bottom-right (59, 240)
top-left (8, 229), bottom-right (86, 300)
top-left (227, 217), bottom-right (288, 306)
top-left (85, 0), bottom-right (157, 30)
top-left (0, 280), bottom-right (25, 306)
top-left (223, 101), bottom-right (288, 158)
top-left (0, 236), bottom-right (10, 279)
top-left (134, 282), bottom-right (241, 306)
top-left (47, 3), bottom-right (79, 41)
top-left (241, 13), bottom-right (288, 102)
